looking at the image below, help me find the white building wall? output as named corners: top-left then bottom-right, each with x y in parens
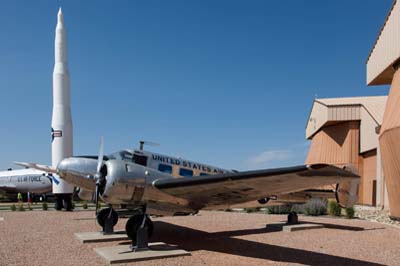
top-left (360, 108), bottom-right (379, 153)
top-left (306, 101), bottom-right (327, 139)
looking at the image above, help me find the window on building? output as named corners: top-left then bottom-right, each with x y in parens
top-left (179, 168), bottom-right (193, 177)
top-left (158, 164), bottom-right (173, 174)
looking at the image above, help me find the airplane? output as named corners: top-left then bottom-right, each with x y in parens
top-left (17, 139), bottom-right (359, 247)
top-left (0, 168), bottom-right (52, 195)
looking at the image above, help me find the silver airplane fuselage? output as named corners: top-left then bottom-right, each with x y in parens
top-left (58, 149), bottom-right (229, 216)
top-left (0, 169), bottom-right (52, 194)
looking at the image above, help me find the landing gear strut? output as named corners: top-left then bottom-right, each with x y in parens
top-left (96, 207), bottom-right (119, 234)
top-left (287, 211), bottom-right (298, 224)
top-left (125, 214), bottom-right (154, 251)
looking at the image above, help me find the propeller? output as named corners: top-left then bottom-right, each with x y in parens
top-left (95, 137), bottom-right (104, 215)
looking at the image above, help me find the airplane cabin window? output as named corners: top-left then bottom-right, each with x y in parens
top-left (200, 172), bottom-right (208, 176)
top-left (179, 168), bottom-right (193, 177)
top-left (133, 154), bottom-right (148, 166)
top-left (158, 164), bottom-right (173, 174)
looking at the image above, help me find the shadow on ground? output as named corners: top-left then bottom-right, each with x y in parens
top-left (120, 220), bottom-right (385, 266)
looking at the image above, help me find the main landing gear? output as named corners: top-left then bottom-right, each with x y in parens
top-left (126, 214), bottom-right (154, 251)
top-left (96, 206), bottom-right (154, 251)
top-left (96, 207), bottom-right (119, 234)
top-left (287, 211), bottom-right (298, 224)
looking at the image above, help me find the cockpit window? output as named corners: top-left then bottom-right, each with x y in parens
top-left (158, 164), bottom-right (172, 174)
top-left (133, 154), bottom-right (148, 166)
top-left (108, 150), bottom-right (133, 161)
top-left (179, 168), bottom-right (193, 177)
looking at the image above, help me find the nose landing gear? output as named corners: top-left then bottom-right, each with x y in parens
top-left (125, 214), bottom-right (154, 251)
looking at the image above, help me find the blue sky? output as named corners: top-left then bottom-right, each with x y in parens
top-left (0, 0), bottom-right (392, 170)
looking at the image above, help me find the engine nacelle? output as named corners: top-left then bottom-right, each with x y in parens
top-left (335, 180), bottom-right (359, 208)
top-left (101, 160), bottom-right (147, 204)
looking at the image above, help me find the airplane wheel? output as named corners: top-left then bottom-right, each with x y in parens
top-left (97, 208), bottom-right (119, 228)
top-left (287, 211), bottom-right (298, 224)
top-left (125, 215), bottom-right (153, 244)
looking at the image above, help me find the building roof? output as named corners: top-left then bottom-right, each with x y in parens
top-left (366, 1), bottom-right (397, 63)
top-left (306, 95), bottom-right (387, 153)
top-left (315, 96), bottom-right (387, 124)
top-left (366, 1), bottom-right (400, 85)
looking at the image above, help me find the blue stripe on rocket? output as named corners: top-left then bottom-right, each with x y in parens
top-left (52, 176), bottom-right (60, 185)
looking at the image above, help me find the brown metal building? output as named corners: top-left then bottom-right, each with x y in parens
top-left (367, 0), bottom-right (400, 219)
top-left (305, 96), bottom-right (389, 207)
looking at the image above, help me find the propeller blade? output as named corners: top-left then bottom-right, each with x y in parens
top-left (96, 136), bottom-right (104, 174)
top-left (95, 183), bottom-right (99, 215)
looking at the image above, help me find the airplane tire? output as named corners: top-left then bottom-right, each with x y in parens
top-left (287, 211), bottom-right (298, 224)
top-left (125, 215), bottom-right (153, 245)
top-left (97, 208), bottom-right (119, 228)
top-left (257, 197), bottom-right (270, 204)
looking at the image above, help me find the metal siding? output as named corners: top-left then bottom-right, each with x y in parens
top-left (367, 2), bottom-right (400, 85)
top-left (361, 151), bottom-right (377, 206)
top-left (305, 121), bottom-right (361, 171)
top-left (379, 68), bottom-right (400, 218)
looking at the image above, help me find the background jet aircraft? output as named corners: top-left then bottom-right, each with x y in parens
top-left (0, 168), bottom-right (52, 194)
top-left (18, 140), bottom-right (359, 244)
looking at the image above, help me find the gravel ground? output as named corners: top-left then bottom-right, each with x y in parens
top-left (355, 205), bottom-right (400, 227)
top-left (0, 210), bottom-right (399, 266)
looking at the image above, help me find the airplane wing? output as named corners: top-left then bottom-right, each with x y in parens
top-left (152, 164), bottom-right (359, 209)
top-left (14, 162), bottom-right (57, 174)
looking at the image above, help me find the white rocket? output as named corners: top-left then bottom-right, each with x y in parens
top-left (51, 8), bottom-right (74, 195)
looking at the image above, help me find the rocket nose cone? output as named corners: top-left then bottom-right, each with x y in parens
top-left (57, 7), bottom-right (64, 24)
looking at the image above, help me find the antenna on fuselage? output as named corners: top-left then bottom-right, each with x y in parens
top-left (139, 140), bottom-right (160, 151)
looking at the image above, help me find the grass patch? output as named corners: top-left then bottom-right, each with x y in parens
top-left (18, 204), bottom-right (25, 212)
top-left (266, 205), bottom-right (292, 214)
top-left (245, 207), bottom-right (261, 213)
top-left (328, 201), bottom-right (342, 216)
top-left (345, 207), bottom-right (355, 219)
